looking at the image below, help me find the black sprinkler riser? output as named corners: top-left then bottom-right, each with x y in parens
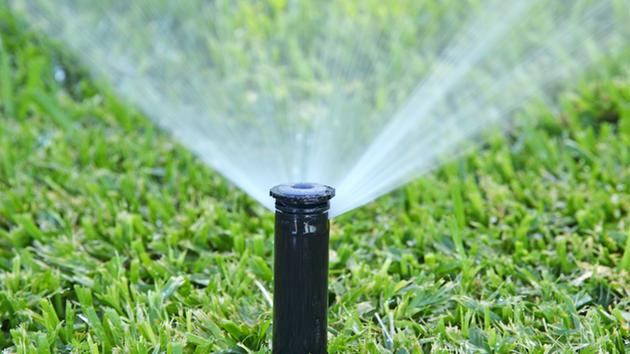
top-left (270, 183), bottom-right (335, 354)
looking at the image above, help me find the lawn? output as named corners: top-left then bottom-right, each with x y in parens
top-left (1, 4), bottom-right (630, 354)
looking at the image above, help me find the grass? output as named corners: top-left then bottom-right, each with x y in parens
top-left (1, 5), bottom-right (630, 354)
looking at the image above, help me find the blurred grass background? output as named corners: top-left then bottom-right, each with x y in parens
top-left (1, 2), bottom-right (630, 353)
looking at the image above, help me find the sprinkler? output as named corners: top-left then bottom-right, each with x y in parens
top-left (270, 183), bottom-right (335, 354)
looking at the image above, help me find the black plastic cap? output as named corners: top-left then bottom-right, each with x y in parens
top-left (270, 183), bottom-right (335, 214)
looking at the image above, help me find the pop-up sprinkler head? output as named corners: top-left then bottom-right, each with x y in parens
top-left (270, 183), bottom-right (335, 354)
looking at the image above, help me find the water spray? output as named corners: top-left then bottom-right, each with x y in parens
top-left (270, 183), bottom-right (335, 354)
top-left (12, 0), bottom-right (628, 219)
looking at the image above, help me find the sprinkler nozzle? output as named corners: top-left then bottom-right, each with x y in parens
top-left (270, 183), bottom-right (335, 354)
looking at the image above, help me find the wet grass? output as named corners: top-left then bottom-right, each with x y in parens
top-left (1, 6), bottom-right (630, 354)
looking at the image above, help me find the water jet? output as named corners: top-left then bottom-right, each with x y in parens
top-left (270, 183), bottom-right (335, 354)
top-left (11, 0), bottom-right (628, 218)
